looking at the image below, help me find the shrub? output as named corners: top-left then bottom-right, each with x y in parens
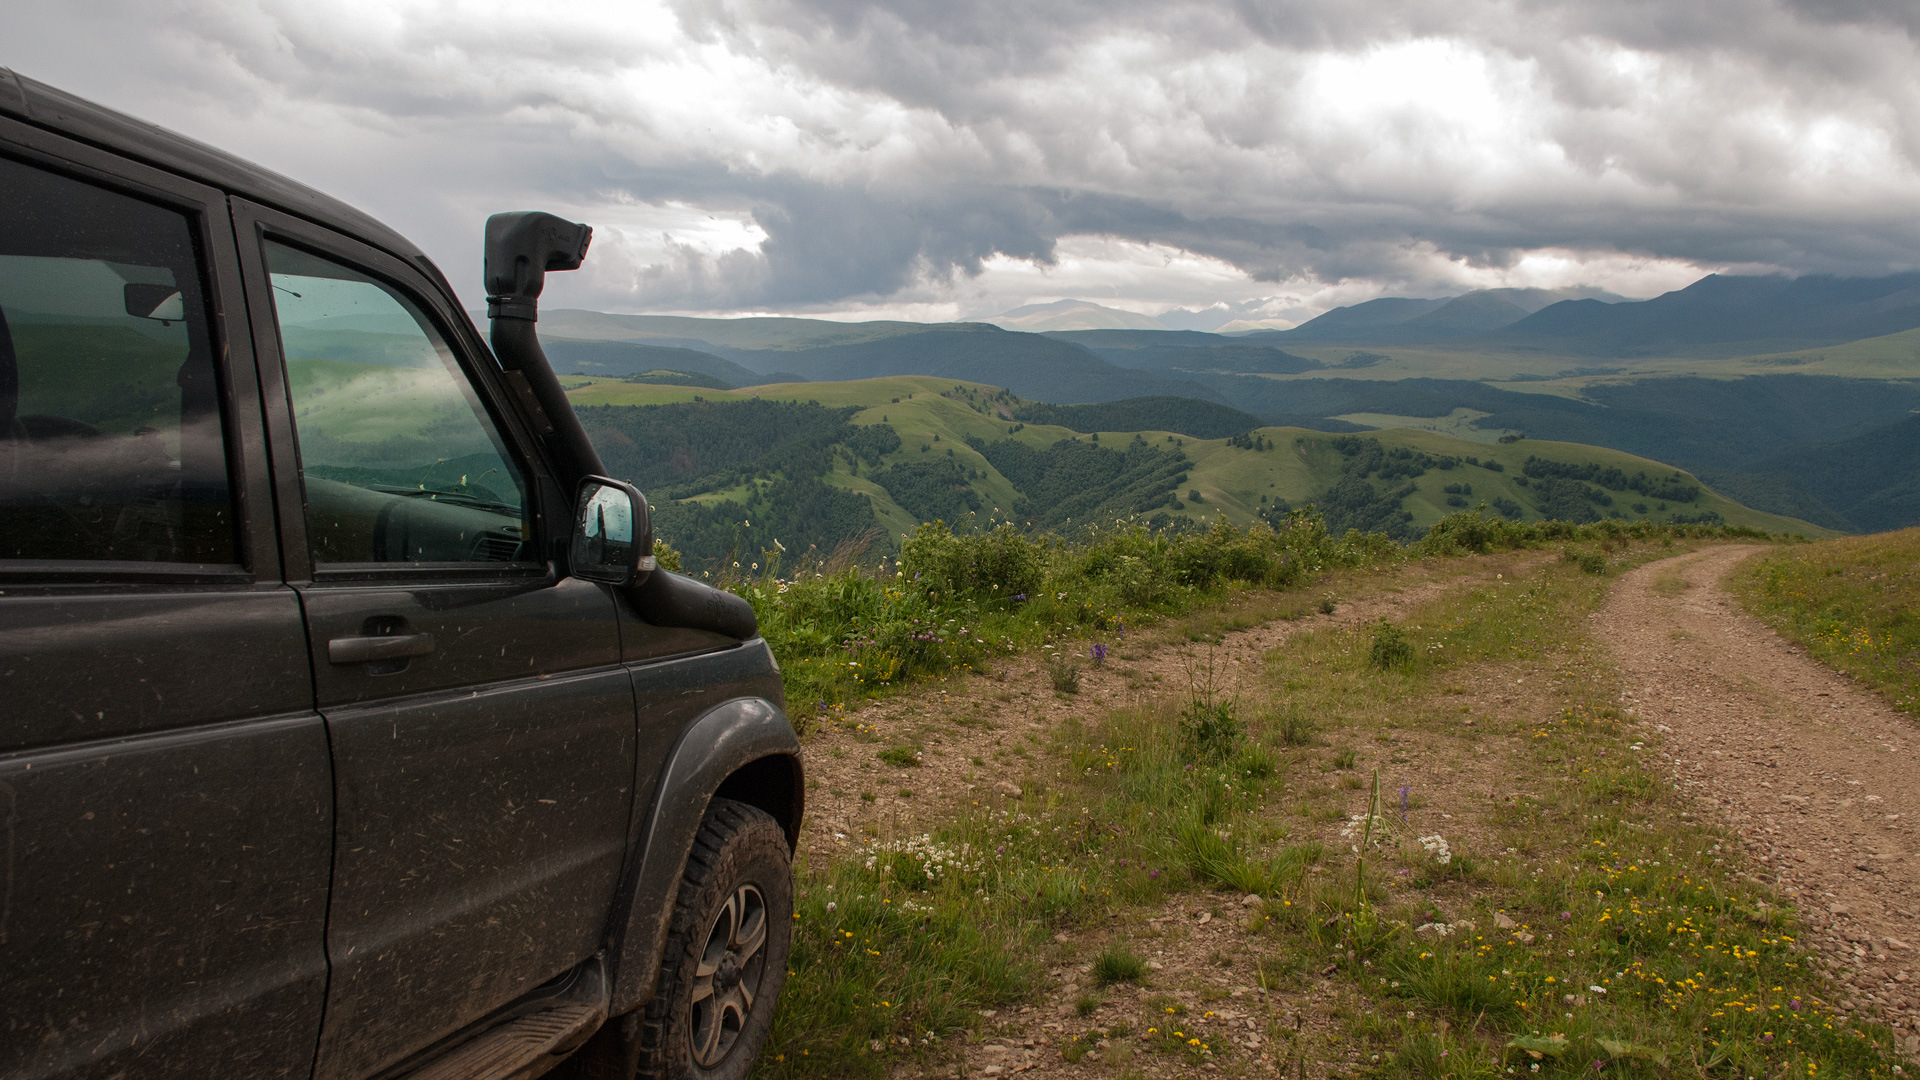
top-left (1560, 546), bottom-right (1608, 574)
top-left (1179, 697), bottom-right (1243, 761)
top-left (1368, 619), bottom-right (1413, 670)
top-left (1046, 654), bottom-right (1082, 695)
top-left (898, 521), bottom-right (1044, 603)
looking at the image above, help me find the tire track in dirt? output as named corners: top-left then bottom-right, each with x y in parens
top-left (1597, 545), bottom-right (1920, 1053)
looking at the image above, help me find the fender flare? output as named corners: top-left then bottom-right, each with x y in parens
top-left (605, 696), bottom-right (802, 1016)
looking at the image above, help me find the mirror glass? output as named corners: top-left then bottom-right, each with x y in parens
top-left (571, 479), bottom-right (637, 583)
top-left (123, 282), bottom-right (184, 322)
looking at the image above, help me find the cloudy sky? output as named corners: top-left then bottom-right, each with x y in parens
top-left (11, 0), bottom-right (1920, 325)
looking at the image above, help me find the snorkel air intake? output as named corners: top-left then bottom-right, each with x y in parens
top-left (484, 212), bottom-right (604, 486)
top-left (484, 211), bottom-right (757, 640)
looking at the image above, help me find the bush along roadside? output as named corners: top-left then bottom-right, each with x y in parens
top-left (755, 541), bottom-right (1898, 1080)
top-left (671, 509), bottom-right (1782, 725)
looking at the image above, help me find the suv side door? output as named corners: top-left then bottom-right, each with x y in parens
top-left (231, 202), bottom-right (639, 1080)
top-left (0, 121), bottom-right (329, 1078)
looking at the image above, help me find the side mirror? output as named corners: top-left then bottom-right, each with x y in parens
top-left (570, 476), bottom-right (656, 586)
top-left (124, 282), bottom-right (184, 322)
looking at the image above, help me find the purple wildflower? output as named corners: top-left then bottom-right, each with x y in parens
top-left (1148, 868), bottom-right (1160, 879)
top-left (1091, 642), bottom-right (1108, 665)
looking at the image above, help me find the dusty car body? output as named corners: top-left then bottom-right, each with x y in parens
top-left (0, 69), bottom-right (800, 1080)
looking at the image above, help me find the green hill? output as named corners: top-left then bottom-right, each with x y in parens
top-left (562, 375), bottom-right (1828, 568)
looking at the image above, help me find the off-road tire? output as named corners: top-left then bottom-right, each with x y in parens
top-left (619, 798), bottom-right (793, 1080)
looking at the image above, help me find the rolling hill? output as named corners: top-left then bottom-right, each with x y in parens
top-left (523, 282), bottom-right (1920, 532)
top-left (561, 374), bottom-right (1828, 569)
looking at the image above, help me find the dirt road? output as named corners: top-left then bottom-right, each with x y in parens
top-left (1598, 545), bottom-right (1920, 1050)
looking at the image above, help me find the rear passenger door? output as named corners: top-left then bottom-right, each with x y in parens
top-left (232, 204), bottom-right (639, 1080)
top-left (0, 124), bottom-right (329, 1077)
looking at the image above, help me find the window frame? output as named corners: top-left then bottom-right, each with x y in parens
top-left (230, 199), bottom-right (558, 586)
top-left (0, 115), bottom-right (273, 585)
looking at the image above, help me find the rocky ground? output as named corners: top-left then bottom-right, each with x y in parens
top-left (1598, 544), bottom-right (1920, 1056)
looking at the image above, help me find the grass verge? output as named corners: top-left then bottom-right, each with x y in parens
top-left (1731, 527), bottom-right (1920, 714)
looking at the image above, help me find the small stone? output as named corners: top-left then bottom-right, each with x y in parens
top-left (1495, 912), bottom-right (1519, 930)
top-left (1198, 912), bottom-right (1213, 925)
top-left (1891, 937), bottom-right (1913, 951)
top-left (1243, 894), bottom-right (1263, 907)
top-left (1147, 960), bottom-right (1165, 970)
top-left (1830, 903), bottom-right (1853, 916)
top-left (996, 781), bottom-right (1023, 798)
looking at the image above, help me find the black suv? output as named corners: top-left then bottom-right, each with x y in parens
top-left (0, 71), bottom-right (801, 1080)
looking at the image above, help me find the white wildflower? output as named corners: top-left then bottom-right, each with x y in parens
top-left (1418, 834), bottom-right (1452, 865)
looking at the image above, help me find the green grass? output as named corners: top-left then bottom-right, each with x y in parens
top-left (684, 510), bottom-right (1780, 724)
top-left (1092, 944), bottom-right (1148, 986)
top-left (567, 374), bottom-right (1830, 543)
top-left (758, 539), bottom-right (1900, 1079)
top-left (1731, 527), bottom-right (1920, 714)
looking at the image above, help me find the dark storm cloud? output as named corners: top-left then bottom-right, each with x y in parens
top-left (8, 0), bottom-right (1920, 313)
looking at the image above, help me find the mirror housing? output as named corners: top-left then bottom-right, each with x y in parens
top-left (570, 476), bottom-right (656, 586)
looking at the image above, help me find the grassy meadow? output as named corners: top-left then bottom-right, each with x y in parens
top-left (756, 535), bottom-right (1898, 1079)
top-left (1731, 528), bottom-right (1920, 715)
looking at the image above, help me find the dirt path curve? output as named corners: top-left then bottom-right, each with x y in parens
top-left (800, 554), bottom-right (1545, 865)
top-left (1598, 545), bottom-right (1920, 1048)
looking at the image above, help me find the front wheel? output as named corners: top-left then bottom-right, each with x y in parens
top-left (595, 798), bottom-right (791, 1080)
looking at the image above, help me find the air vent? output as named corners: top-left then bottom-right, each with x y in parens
top-left (472, 533), bottom-right (525, 562)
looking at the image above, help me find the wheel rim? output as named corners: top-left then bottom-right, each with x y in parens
top-left (688, 882), bottom-right (768, 1067)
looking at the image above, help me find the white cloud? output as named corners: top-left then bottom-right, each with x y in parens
top-left (7, 0), bottom-right (1918, 320)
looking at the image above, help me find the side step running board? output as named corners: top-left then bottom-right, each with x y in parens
top-left (407, 958), bottom-right (609, 1080)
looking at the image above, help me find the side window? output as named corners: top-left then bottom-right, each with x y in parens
top-left (265, 241), bottom-right (532, 566)
top-left (0, 154), bottom-right (237, 564)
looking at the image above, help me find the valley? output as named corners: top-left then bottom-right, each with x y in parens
top-left (562, 375), bottom-right (1826, 571)
top-left (533, 268), bottom-right (1920, 537)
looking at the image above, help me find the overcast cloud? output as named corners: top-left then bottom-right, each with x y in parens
top-left (9, 0), bottom-right (1920, 322)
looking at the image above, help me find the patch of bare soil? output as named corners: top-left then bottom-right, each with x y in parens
top-left (1597, 545), bottom-right (1920, 1054)
top-left (790, 553), bottom-right (1553, 1078)
top-left (800, 556), bottom-right (1536, 865)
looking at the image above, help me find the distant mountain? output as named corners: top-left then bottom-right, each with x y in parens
top-left (533, 309), bottom-right (1216, 404)
top-left (538, 309), bottom-right (948, 350)
top-left (987, 299), bottom-right (1163, 332)
top-left (1488, 273), bottom-right (1920, 357)
top-left (1267, 297), bottom-right (1452, 341)
top-left (1043, 329), bottom-right (1323, 376)
top-left (1261, 287), bottom-right (1624, 344)
top-left (540, 338), bottom-right (769, 387)
top-left (731, 325), bottom-right (1224, 405)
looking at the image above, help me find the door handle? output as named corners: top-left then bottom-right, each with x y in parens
top-left (328, 632), bottom-right (437, 665)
